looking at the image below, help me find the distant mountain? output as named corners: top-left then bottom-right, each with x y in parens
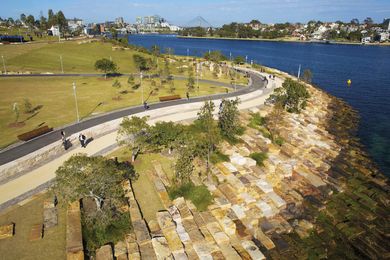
top-left (184, 16), bottom-right (212, 28)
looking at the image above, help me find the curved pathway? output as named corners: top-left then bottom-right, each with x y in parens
top-left (0, 72), bottom-right (255, 165)
top-left (0, 69), bottom-right (281, 212)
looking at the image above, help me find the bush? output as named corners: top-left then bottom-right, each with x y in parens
top-left (132, 84), bottom-right (140, 90)
top-left (266, 78), bottom-right (310, 113)
top-left (82, 211), bottom-right (131, 255)
top-left (248, 113), bottom-right (265, 129)
top-left (274, 136), bottom-right (285, 146)
top-left (210, 150), bottom-right (229, 164)
top-left (23, 98), bottom-right (33, 114)
top-left (168, 183), bottom-right (212, 211)
top-left (249, 152), bottom-right (268, 166)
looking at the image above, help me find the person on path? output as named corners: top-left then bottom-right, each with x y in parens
top-left (61, 130), bottom-right (67, 150)
top-left (79, 133), bottom-right (86, 148)
top-left (143, 101), bottom-right (149, 110)
top-left (186, 92), bottom-right (190, 100)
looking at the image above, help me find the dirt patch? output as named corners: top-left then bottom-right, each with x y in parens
top-left (8, 122), bottom-right (26, 128)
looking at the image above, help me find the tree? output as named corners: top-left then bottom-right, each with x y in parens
top-left (53, 154), bottom-right (135, 212)
top-left (127, 75), bottom-right (135, 85)
top-left (23, 98), bottom-right (33, 114)
top-left (265, 103), bottom-right (285, 141)
top-left (56, 11), bottom-right (67, 32)
top-left (302, 69), bottom-right (313, 83)
top-left (94, 58), bottom-right (117, 79)
top-left (117, 116), bottom-right (150, 162)
top-left (52, 155), bottom-right (136, 252)
top-left (169, 80), bottom-right (175, 93)
top-left (151, 45), bottom-right (160, 56)
top-left (267, 78), bottom-right (310, 113)
top-left (48, 9), bottom-right (55, 27)
top-left (162, 58), bottom-right (171, 81)
top-left (133, 54), bottom-right (150, 71)
top-left (39, 15), bottom-right (47, 30)
top-left (12, 102), bottom-right (19, 123)
top-left (26, 15), bottom-right (35, 27)
top-left (112, 79), bottom-right (121, 88)
top-left (174, 146), bottom-right (195, 185)
top-left (350, 18), bottom-right (360, 25)
top-left (218, 98), bottom-right (241, 140)
top-left (204, 50), bottom-right (227, 63)
top-left (187, 66), bottom-right (195, 91)
top-left (196, 101), bottom-right (221, 171)
top-left (234, 56), bottom-right (245, 64)
top-left (149, 121), bottom-right (183, 153)
top-left (20, 14), bottom-right (26, 24)
top-left (364, 17), bottom-right (374, 26)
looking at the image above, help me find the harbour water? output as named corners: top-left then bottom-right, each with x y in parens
top-left (128, 34), bottom-right (390, 176)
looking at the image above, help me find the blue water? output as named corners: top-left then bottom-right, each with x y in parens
top-left (128, 34), bottom-right (390, 176)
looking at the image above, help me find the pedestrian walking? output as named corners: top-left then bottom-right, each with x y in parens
top-left (61, 130), bottom-right (67, 150)
top-left (79, 133), bottom-right (86, 148)
top-left (186, 92), bottom-right (190, 100)
top-left (143, 101), bottom-right (149, 110)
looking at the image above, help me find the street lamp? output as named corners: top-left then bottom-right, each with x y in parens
top-left (245, 55), bottom-right (248, 64)
top-left (140, 72), bottom-right (144, 104)
top-left (72, 82), bottom-right (80, 123)
top-left (1, 55), bottom-right (6, 74)
top-left (196, 63), bottom-right (199, 95)
top-left (187, 48), bottom-right (189, 59)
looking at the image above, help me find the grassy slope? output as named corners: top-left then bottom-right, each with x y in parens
top-left (108, 149), bottom-right (174, 222)
top-left (0, 193), bottom-right (66, 259)
top-left (0, 76), bottom-right (223, 148)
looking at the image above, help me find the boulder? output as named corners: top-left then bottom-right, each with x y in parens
top-left (152, 236), bottom-right (172, 259)
top-left (96, 245), bottom-right (114, 260)
top-left (241, 240), bottom-right (265, 260)
top-left (0, 224), bottom-right (14, 240)
top-left (114, 241), bottom-right (128, 258)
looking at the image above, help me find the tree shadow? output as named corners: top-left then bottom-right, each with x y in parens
top-left (22, 105), bottom-right (44, 123)
top-left (81, 102), bottom-right (103, 120)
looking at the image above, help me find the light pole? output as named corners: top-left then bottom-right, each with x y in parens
top-left (230, 51), bottom-right (232, 61)
top-left (187, 48), bottom-right (189, 59)
top-left (196, 63), bottom-right (199, 95)
top-left (245, 55), bottom-right (248, 64)
top-left (72, 82), bottom-right (80, 123)
top-left (1, 55), bottom-right (6, 74)
top-left (60, 55), bottom-right (64, 73)
top-left (140, 72), bottom-right (144, 104)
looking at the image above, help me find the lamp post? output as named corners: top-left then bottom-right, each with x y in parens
top-left (245, 55), bottom-right (248, 64)
top-left (60, 55), bottom-right (64, 73)
top-left (1, 55), bottom-right (6, 74)
top-left (187, 48), bottom-right (189, 59)
top-left (72, 82), bottom-right (80, 122)
top-left (140, 72), bottom-right (144, 104)
top-left (196, 63), bottom-right (199, 95)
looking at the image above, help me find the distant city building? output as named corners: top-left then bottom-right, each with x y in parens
top-left (362, 36), bottom-right (371, 44)
top-left (115, 17), bottom-right (124, 26)
top-left (67, 18), bottom-right (84, 32)
top-left (136, 16), bottom-right (142, 24)
top-left (380, 31), bottom-right (389, 42)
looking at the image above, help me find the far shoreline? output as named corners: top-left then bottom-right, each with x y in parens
top-left (176, 35), bottom-right (390, 47)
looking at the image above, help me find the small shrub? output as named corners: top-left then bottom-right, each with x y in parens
top-left (132, 84), bottom-right (140, 90)
top-left (210, 151), bottom-right (229, 164)
top-left (112, 79), bottom-right (121, 88)
top-left (249, 152), bottom-right (268, 166)
top-left (168, 183), bottom-right (212, 211)
top-left (274, 136), bottom-right (285, 146)
top-left (248, 113), bottom-right (265, 129)
top-left (23, 98), bottom-right (33, 114)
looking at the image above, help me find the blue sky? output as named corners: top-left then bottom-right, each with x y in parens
top-left (1, 0), bottom-right (390, 26)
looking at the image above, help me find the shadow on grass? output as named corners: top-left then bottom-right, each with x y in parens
top-left (81, 102), bottom-right (103, 120)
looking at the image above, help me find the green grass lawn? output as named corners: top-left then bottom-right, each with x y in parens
top-left (0, 193), bottom-right (66, 259)
top-left (108, 149), bottom-right (175, 222)
top-left (0, 76), bottom-right (225, 148)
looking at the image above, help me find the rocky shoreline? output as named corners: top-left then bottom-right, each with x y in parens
top-left (88, 71), bottom-right (390, 259)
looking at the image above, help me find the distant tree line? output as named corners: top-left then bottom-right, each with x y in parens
top-left (178, 18), bottom-right (390, 41)
top-left (0, 9), bottom-right (68, 32)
